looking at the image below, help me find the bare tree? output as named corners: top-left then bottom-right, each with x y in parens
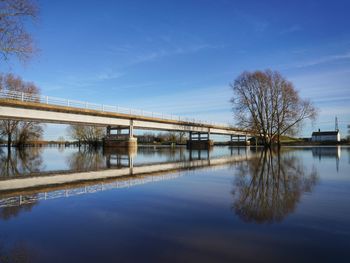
top-left (15, 121), bottom-right (43, 146)
top-left (0, 0), bottom-right (38, 61)
top-left (152, 131), bottom-right (187, 144)
top-left (231, 70), bottom-right (317, 147)
top-left (177, 131), bottom-right (187, 144)
top-left (67, 125), bottom-right (105, 145)
top-left (0, 73), bottom-right (43, 150)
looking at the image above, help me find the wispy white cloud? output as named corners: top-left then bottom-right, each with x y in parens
top-left (38, 70), bottom-right (125, 95)
top-left (320, 105), bottom-right (350, 117)
top-left (290, 68), bottom-right (350, 99)
top-left (103, 36), bottom-right (227, 68)
top-left (39, 83), bottom-right (66, 92)
top-left (280, 25), bottom-right (302, 34)
top-left (313, 96), bottom-right (350, 104)
top-left (61, 70), bottom-right (124, 88)
top-left (121, 85), bottom-right (235, 124)
top-left (233, 10), bottom-right (269, 33)
top-left (127, 43), bottom-right (226, 66)
top-left (95, 71), bottom-right (124, 81)
top-left (294, 51), bottom-right (350, 68)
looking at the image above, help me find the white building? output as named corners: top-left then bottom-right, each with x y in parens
top-left (311, 130), bottom-right (340, 142)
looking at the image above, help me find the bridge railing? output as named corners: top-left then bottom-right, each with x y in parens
top-left (0, 90), bottom-right (233, 128)
top-left (0, 172), bottom-right (182, 208)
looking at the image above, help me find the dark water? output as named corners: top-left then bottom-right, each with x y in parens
top-left (0, 146), bottom-right (349, 263)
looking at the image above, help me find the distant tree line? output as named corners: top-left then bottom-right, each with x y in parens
top-left (66, 126), bottom-right (187, 145)
top-left (136, 131), bottom-right (186, 144)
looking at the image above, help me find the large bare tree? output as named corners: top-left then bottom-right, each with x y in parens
top-left (0, 0), bottom-right (38, 61)
top-left (67, 125), bottom-right (105, 145)
top-left (0, 73), bottom-right (43, 149)
top-left (231, 70), bottom-right (317, 147)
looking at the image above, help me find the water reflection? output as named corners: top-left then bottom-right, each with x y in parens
top-left (104, 147), bottom-right (137, 168)
top-left (67, 147), bottom-right (105, 171)
top-left (1, 146), bottom-right (344, 224)
top-left (232, 149), bottom-right (318, 223)
top-left (0, 145), bottom-right (255, 178)
top-left (0, 146), bottom-right (253, 213)
top-left (0, 196), bottom-right (38, 220)
top-left (312, 146), bottom-right (341, 172)
top-left (0, 146), bottom-right (349, 263)
top-left (0, 147), bottom-right (43, 177)
top-left (0, 241), bottom-right (35, 263)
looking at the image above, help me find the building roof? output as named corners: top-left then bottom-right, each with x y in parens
top-left (312, 131), bottom-right (339, 136)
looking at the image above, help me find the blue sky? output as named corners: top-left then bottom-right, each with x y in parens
top-left (2, 0), bottom-right (350, 139)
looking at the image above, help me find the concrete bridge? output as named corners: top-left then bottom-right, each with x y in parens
top-left (0, 90), bottom-right (253, 148)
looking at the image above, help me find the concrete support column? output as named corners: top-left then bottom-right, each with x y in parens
top-left (129, 120), bottom-right (134, 138)
top-left (244, 134), bottom-right (250, 146)
top-left (103, 122), bottom-right (137, 148)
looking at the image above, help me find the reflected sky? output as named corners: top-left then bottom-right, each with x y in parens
top-left (0, 146), bottom-right (349, 263)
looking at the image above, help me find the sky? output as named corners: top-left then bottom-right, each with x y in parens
top-left (1, 0), bottom-right (350, 140)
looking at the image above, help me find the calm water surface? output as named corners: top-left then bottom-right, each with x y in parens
top-left (0, 146), bottom-right (349, 263)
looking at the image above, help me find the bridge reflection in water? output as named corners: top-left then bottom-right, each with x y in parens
top-left (0, 146), bottom-right (254, 209)
top-left (0, 146), bottom-right (331, 225)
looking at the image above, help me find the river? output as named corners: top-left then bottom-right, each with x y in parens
top-left (0, 146), bottom-right (349, 262)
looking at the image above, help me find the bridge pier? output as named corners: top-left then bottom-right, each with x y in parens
top-left (103, 120), bottom-right (138, 148)
top-left (229, 134), bottom-right (250, 146)
top-left (186, 130), bottom-right (214, 149)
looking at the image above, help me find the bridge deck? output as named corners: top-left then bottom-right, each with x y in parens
top-left (0, 98), bottom-right (251, 135)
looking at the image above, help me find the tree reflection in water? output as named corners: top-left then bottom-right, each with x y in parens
top-left (232, 149), bottom-right (318, 223)
top-left (0, 147), bottom-right (43, 177)
top-left (0, 148), bottom-right (42, 221)
top-left (67, 146), bottom-right (106, 172)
